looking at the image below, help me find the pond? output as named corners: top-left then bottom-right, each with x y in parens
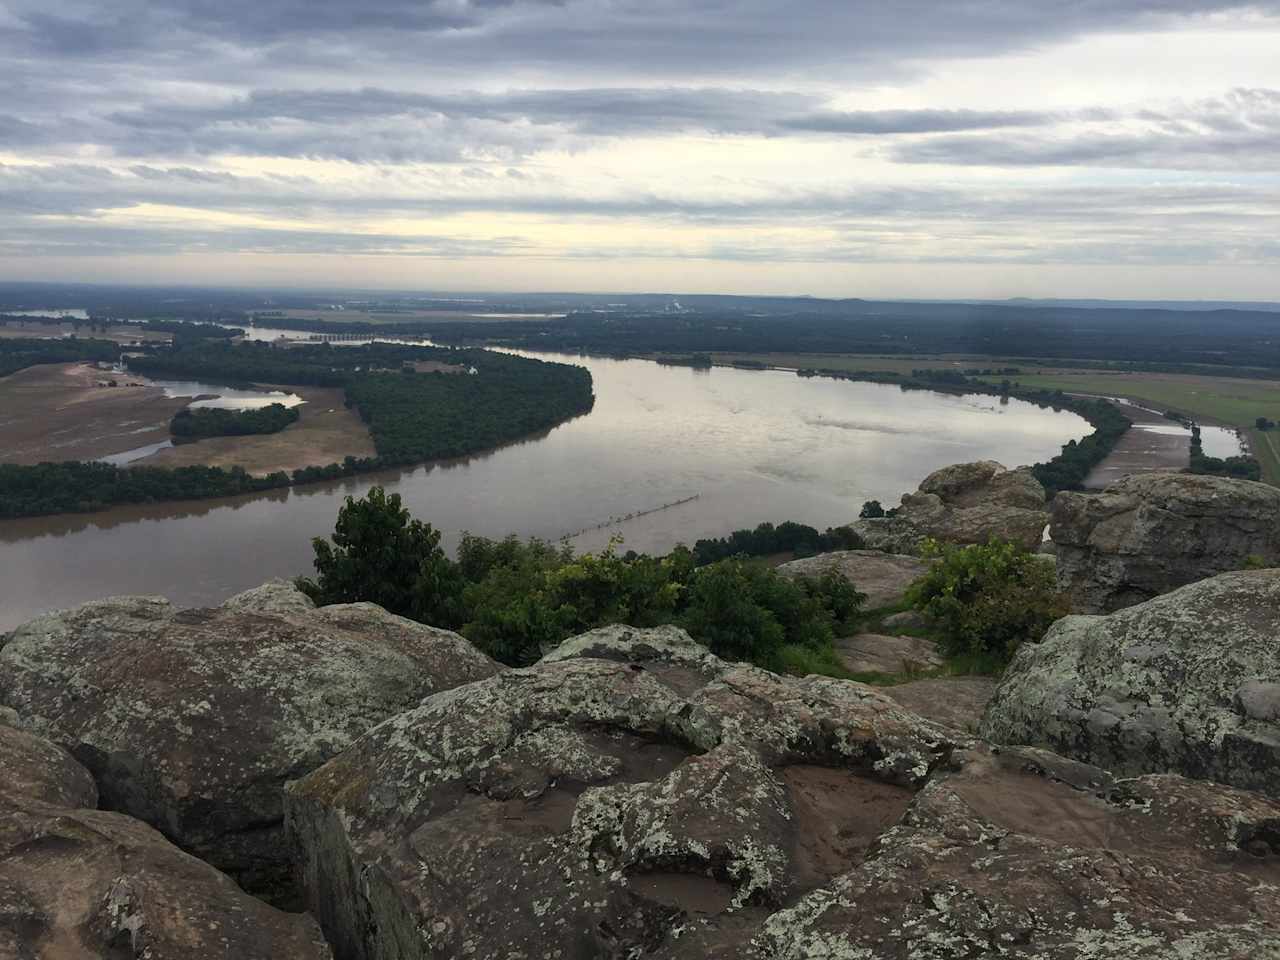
top-left (0, 354), bottom-right (1089, 630)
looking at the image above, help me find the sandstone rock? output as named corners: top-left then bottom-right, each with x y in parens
top-left (1, 724), bottom-right (332, 960)
top-left (881, 609), bottom-right (929, 633)
top-left (0, 580), bottom-right (501, 903)
top-left (754, 744), bottom-right (1280, 959)
top-left (776, 549), bottom-right (928, 609)
top-left (981, 570), bottom-right (1280, 798)
top-left (285, 626), bottom-right (1280, 959)
top-left (285, 627), bottom-right (961, 960)
top-left (855, 461), bottom-right (1049, 554)
top-left (881, 676), bottom-right (999, 734)
top-left (0, 720), bottom-right (97, 809)
top-left (833, 632), bottom-right (942, 675)
top-left (1051, 471), bottom-right (1280, 612)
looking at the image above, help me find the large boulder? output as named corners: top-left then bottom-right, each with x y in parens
top-left (776, 549), bottom-right (927, 609)
top-left (285, 627), bottom-right (1280, 959)
top-left (981, 570), bottom-right (1280, 798)
top-left (855, 460), bottom-right (1048, 554)
top-left (1051, 471), bottom-right (1280, 612)
top-left (0, 723), bottom-right (332, 960)
top-left (0, 580), bottom-right (501, 904)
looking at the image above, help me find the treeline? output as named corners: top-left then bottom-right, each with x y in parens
top-left (0, 462), bottom-right (290, 518)
top-left (300, 488), bottom-right (867, 675)
top-left (1026, 392), bottom-right (1131, 494)
top-left (0, 338), bottom-right (119, 378)
top-left (690, 521), bottom-right (863, 566)
top-left (0, 341), bottom-right (595, 517)
top-left (1189, 426), bottom-right (1262, 481)
top-left (170, 403), bottom-right (299, 441)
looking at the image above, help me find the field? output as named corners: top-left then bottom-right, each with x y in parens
top-left (138, 386), bottom-right (375, 475)
top-left (0, 363), bottom-right (188, 464)
top-left (0, 320), bottom-right (172, 344)
top-left (265, 308), bottom-right (563, 326)
top-left (1249, 427), bottom-right (1280, 487)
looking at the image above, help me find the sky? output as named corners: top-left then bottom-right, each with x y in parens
top-left (1, 0), bottom-right (1278, 299)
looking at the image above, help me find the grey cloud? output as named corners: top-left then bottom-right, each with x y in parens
top-left (781, 109), bottom-right (1051, 135)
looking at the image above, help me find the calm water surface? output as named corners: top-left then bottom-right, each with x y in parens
top-left (0, 354), bottom-right (1088, 629)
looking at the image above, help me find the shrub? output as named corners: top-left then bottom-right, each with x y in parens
top-left (905, 538), bottom-right (1068, 665)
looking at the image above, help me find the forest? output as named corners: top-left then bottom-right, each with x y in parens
top-left (0, 338), bottom-right (119, 377)
top-left (0, 340), bottom-right (595, 517)
top-left (170, 403), bottom-right (300, 441)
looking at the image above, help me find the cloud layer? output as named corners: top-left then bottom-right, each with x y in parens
top-left (2, 0), bottom-right (1279, 295)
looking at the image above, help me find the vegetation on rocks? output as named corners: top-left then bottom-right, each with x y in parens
top-left (300, 487), bottom-right (865, 672)
top-left (905, 538), bottom-right (1068, 666)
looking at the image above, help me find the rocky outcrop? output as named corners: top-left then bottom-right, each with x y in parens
top-left (881, 676), bottom-right (999, 734)
top-left (1, 723), bottom-right (332, 960)
top-left (1051, 471), bottom-right (1280, 612)
top-left (285, 626), bottom-right (1280, 959)
top-left (855, 460), bottom-right (1049, 554)
top-left (981, 570), bottom-right (1280, 798)
top-left (0, 580), bottom-right (501, 903)
top-left (834, 632), bottom-right (942, 675)
top-left (776, 549), bottom-right (927, 609)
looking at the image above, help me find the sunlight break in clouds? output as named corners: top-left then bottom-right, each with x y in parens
top-left (0, 0), bottom-right (1278, 297)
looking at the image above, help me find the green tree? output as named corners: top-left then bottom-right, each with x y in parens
top-left (302, 487), bottom-right (465, 627)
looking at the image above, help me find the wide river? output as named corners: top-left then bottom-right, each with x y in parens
top-left (0, 353), bottom-right (1088, 630)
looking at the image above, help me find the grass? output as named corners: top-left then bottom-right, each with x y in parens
top-left (986, 371), bottom-right (1280, 427)
top-left (1249, 427), bottom-right (1280, 486)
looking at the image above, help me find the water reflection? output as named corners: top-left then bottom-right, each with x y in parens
top-left (0, 355), bottom-right (1089, 629)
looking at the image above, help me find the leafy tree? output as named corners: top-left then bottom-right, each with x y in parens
top-left (905, 539), bottom-right (1068, 666)
top-left (302, 487), bottom-right (465, 628)
top-left (859, 500), bottom-right (885, 519)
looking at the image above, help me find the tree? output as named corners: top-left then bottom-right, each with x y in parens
top-left (859, 500), bottom-right (886, 519)
top-left (302, 487), bottom-right (465, 627)
top-left (1257, 417), bottom-right (1275, 431)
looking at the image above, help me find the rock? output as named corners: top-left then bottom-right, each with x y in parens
top-left (0, 724), bottom-right (332, 960)
top-left (855, 461), bottom-right (1049, 554)
top-left (833, 633), bottom-right (942, 675)
top-left (981, 570), bottom-right (1280, 798)
top-left (0, 720), bottom-right (97, 809)
top-left (754, 744), bottom-right (1280, 959)
top-left (0, 580), bottom-right (501, 904)
top-left (881, 609), bottom-right (929, 633)
top-left (881, 676), bottom-right (999, 734)
top-left (285, 626), bottom-right (1280, 959)
top-left (1051, 471), bottom-right (1280, 612)
top-left (285, 627), bottom-right (962, 960)
top-left (776, 549), bottom-right (928, 609)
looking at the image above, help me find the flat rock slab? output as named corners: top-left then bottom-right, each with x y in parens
top-left (883, 676), bottom-right (1000, 734)
top-left (777, 550), bottom-right (928, 609)
top-left (285, 627), bottom-right (1280, 959)
top-left (835, 632), bottom-right (942, 675)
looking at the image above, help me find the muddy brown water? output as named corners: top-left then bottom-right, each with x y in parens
top-left (0, 353), bottom-right (1088, 630)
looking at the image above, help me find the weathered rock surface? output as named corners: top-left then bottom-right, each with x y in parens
top-left (981, 570), bottom-right (1280, 798)
top-left (0, 580), bottom-right (501, 902)
top-left (776, 549), bottom-right (927, 609)
top-left (855, 460), bottom-right (1049, 554)
top-left (882, 676), bottom-right (999, 733)
top-left (285, 626), bottom-right (1280, 959)
top-left (1, 723), bottom-right (332, 960)
top-left (755, 745), bottom-right (1280, 960)
top-left (1051, 471), bottom-right (1280, 612)
top-left (834, 632), bottom-right (942, 675)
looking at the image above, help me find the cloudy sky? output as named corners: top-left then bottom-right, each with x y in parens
top-left (1, 0), bottom-right (1278, 298)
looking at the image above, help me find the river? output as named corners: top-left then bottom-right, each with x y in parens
top-left (0, 353), bottom-right (1089, 630)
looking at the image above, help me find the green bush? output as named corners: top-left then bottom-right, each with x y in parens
top-left (301, 488), bottom-right (867, 673)
top-left (905, 538), bottom-right (1068, 665)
